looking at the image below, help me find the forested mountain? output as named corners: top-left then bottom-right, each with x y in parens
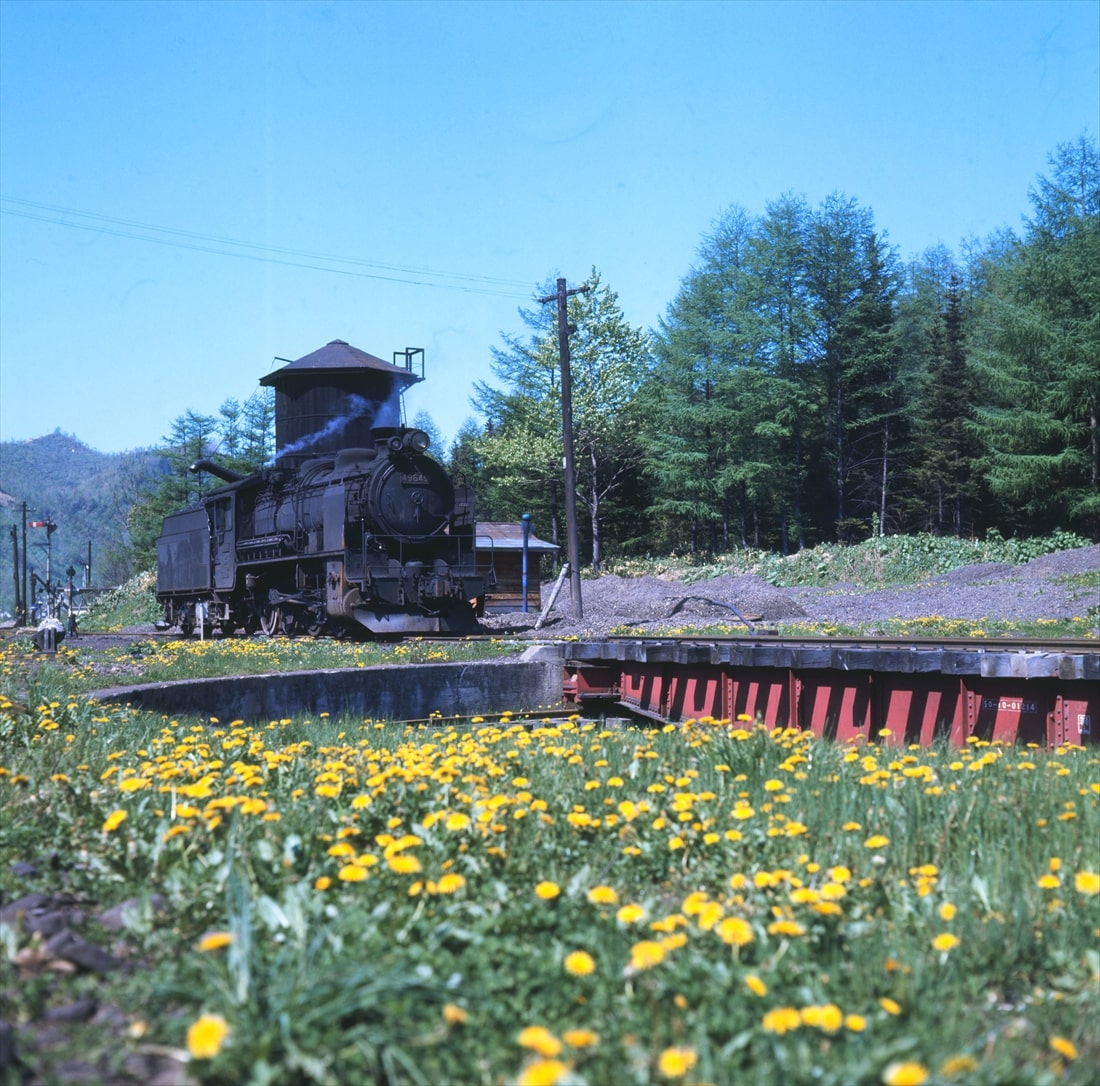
top-left (0, 431), bottom-right (166, 617)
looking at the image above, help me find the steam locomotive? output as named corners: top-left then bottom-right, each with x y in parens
top-left (156, 426), bottom-right (490, 637)
top-left (155, 340), bottom-right (493, 637)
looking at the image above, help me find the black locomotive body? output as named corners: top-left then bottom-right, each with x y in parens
top-left (156, 426), bottom-right (491, 637)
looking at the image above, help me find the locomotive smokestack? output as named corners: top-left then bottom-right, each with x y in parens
top-left (190, 459), bottom-right (245, 483)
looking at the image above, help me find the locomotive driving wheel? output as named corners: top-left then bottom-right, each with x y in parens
top-left (259, 605), bottom-right (282, 636)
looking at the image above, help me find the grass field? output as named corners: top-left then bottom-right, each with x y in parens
top-left (1, 637), bottom-right (1097, 1085)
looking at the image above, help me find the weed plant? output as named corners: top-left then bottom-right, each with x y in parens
top-left (1, 647), bottom-right (1097, 1085)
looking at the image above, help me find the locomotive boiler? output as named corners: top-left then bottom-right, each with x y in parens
top-left (155, 340), bottom-right (492, 637)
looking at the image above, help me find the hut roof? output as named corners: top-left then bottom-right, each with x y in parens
top-left (476, 522), bottom-right (559, 553)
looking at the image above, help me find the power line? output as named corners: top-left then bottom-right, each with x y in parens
top-left (0, 196), bottom-right (534, 299)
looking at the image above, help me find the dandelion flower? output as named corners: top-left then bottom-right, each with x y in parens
top-left (939, 1055), bottom-right (978, 1076)
top-left (761, 1007), bottom-right (801, 1034)
top-left (932, 932), bottom-right (959, 952)
top-left (186, 1013), bottom-right (230, 1060)
top-left (882, 1061), bottom-right (928, 1086)
top-left (535, 881), bottom-right (561, 900)
top-left (864, 834), bottom-right (890, 849)
top-left (434, 872), bottom-right (466, 894)
top-left (938, 902), bottom-right (956, 921)
top-left (518, 1059), bottom-right (569, 1086)
top-left (563, 1028), bottom-right (599, 1048)
top-left (563, 950), bottom-right (596, 976)
top-left (744, 974), bottom-right (767, 996)
top-left (386, 854), bottom-right (422, 875)
top-left (1074, 871), bottom-right (1099, 895)
top-left (657, 1046), bottom-right (697, 1079)
top-left (1050, 1036), bottom-right (1078, 1060)
top-left (879, 997), bottom-right (902, 1015)
top-left (195, 931), bottom-right (233, 952)
top-left (101, 809), bottom-right (127, 833)
top-left (442, 1003), bottom-right (468, 1025)
top-left (716, 916), bottom-right (754, 947)
top-left (629, 940), bottom-right (666, 971)
top-left (337, 864), bottom-right (368, 882)
top-left (616, 902), bottom-right (647, 924)
top-left (587, 885), bottom-right (619, 905)
top-left (845, 1014), bottom-right (867, 1032)
top-left (517, 1025), bottom-right (563, 1057)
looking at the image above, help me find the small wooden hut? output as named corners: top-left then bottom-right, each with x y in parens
top-left (476, 522), bottom-right (559, 614)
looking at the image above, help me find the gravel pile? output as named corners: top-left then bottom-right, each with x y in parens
top-left (482, 544), bottom-right (1100, 639)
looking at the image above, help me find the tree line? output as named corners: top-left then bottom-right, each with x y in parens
top-left (456, 137), bottom-right (1098, 564)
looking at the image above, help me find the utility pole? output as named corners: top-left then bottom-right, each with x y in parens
top-left (539, 277), bottom-right (590, 621)
top-left (20, 503), bottom-right (27, 627)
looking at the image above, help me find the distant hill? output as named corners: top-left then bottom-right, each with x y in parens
top-left (0, 430), bottom-right (167, 616)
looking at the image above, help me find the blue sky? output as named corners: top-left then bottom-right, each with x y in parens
top-left (1, 0), bottom-right (1096, 455)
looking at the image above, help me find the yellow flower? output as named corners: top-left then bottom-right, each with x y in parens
top-left (845, 1014), bottom-right (867, 1032)
top-left (101, 809), bottom-right (127, 833)
top-left (563, 1028), bottom-right (599, 1048)
top-left (1074, 871), bottom-right (1100, 895)
top-left (657, 1046), bottom-right (697, 1079)
top-left (442, 1002), bottom-right (468, 1025)
top-left (563, 950), bottom-right (596, 976)
top-left (716, 916), bottom-right (754, 947)
top-left (337, 864), bottom-right (368, 882)
top-left (1050, 1036), bottom-right (1078, 1060)
top-left (517, 1025), bottom-right (563, 1057)
top-left (940, 1055), bottom-right (978, 1076)
top-left (767, 919), bottom-right (806, 937)
top-left (864, 834), bottom-right (890, 849)
top-left (616, 902), bottom-right (647, 924)
top-left (762, 1006), bottom-right (801, 1034)
top-left (518, 1059), bottom-right (569, 1086)
top-left (938, 902), bottom-right (956, 921)
top-left (386, 854), bottom-right (422, 875)
top-left (314, 876), bottom-right (332, 891)
top-left (186, 1013), bottom-right (230, 1060)
top-left (1038, 873), bottom-right (1061, 889)
top-left (445, 811), bottom-right (471, 831)
top-left (535, 881), bottom-right (561, 900)
top-left (744, 974), bottom-right (767, 996)
top-left (587, 885), bottom-right (619, 905)
top-left (932, 932), bottom-right (959, 952)
top-left (629, 939), bottom-right (666, 971)
top-left (882, 1062), bottom-right (928, 1086)
top-left (434, 872), bottom-right (466, 894)
top-left (195, 931), bottom-right (233, 952)
top-left (879, 997), bottom-right (902, 1016)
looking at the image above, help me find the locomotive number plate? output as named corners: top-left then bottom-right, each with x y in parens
top-left (400, 472), bottom-right (430, 486)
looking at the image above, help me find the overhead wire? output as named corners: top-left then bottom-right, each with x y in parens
top-left (0, 196), bottom-right (535, 299)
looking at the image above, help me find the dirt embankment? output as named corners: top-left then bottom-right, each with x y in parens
top-left (480, 545), bottom-right (1100, 639)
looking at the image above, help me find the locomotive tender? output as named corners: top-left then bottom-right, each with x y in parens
top-left (156, 340), bottom-right (492, 637)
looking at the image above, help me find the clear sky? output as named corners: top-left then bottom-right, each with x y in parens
top-left (1, 0), bottom-right (1096, 455)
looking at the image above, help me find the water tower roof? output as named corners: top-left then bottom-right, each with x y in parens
top-left (260, 340), bottom-right (420, 386)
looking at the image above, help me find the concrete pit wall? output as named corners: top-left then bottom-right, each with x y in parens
top-left (92, 654), bottom-right (566, 723)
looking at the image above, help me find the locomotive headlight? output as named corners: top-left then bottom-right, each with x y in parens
top-left (405, 429), bottom-right (431, 453)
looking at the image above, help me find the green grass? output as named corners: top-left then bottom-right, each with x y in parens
top-left (1, 647), bottom-right (1098, 1085)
